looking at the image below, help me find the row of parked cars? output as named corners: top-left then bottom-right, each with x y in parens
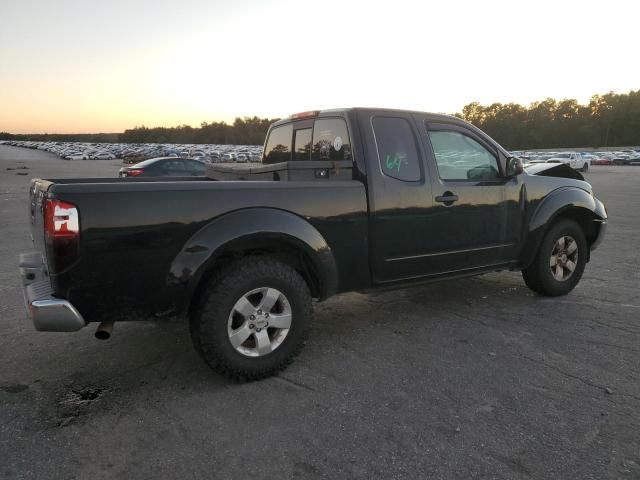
top-left (4, 139), bottom-right (639, 172)
top-left (1, 140), bottom-right (118, 160)
top-left (0, 140), bottom-right (263, 164)
top-left (515, 149), bottom-right (640, 170)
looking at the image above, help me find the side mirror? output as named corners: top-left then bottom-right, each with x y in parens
top-left (506, 157), bottom-right (524, 177)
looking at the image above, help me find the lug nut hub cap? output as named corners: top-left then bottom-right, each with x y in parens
top-left (227, 287), bottom-right (292, 357)
top-left (549, 235), bottom-right (578, 282)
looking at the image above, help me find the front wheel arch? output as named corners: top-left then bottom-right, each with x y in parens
top-left (521, 187), bottom-right (604, 270)
top-left (550, 207), bottom-right (600, 250)
top-left (521, 207), bottom-right (599, 270)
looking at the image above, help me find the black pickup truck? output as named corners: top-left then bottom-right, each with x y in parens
top-left (19, 108), bottom-right (607, 380)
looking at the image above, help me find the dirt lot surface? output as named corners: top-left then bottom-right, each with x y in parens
top-left (1, 145), bottom-right (639, 479)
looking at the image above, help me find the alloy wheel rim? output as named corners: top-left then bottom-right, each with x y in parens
top-left (227, 287), bottom-right (292, 357)
top-left (549, 235), bottom-right (578, 282)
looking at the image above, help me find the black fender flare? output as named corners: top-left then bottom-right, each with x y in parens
top-left (167, 208), bottom-right (338, 309)
top-left (520, 187), bottom-right (606, 268)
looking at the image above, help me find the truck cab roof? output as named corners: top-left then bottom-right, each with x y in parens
top-left (271, 107), bottom-right (468, 128)
top-left (268, 107), bottom-right (511, 167)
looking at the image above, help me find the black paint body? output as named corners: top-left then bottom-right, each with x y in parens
top-left (26, 109), bottom-right (607, 323)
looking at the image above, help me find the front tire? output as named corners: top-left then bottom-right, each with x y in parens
top-left (191, 257), bottom-right (312, 380)
top-left (522, 219), bottom-right (588, 296)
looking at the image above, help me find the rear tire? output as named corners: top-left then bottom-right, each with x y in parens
top-left (190, 257), bottom-right (312, 381)
top-left (522, 219), bottom-right (588, 296)
top-left (581, 162), bottom-right (589, 172)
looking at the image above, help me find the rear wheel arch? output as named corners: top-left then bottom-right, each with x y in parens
top-left (172, 208), bottom-right (338, 316)
top-left (192, 234), bottom-right (326, 308)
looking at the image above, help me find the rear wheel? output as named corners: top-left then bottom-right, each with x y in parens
top-left (522, 219), bottom-right (588, 296)
top-left (581, 162), bottom-right (589, 172)
top-left (190, 257), bottom-right (312, 380)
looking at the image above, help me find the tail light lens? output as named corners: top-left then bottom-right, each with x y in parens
top-left (44, 199), bottom-right (80, 273)
top-left (126, 169), bottom-right (144, 177)
top-left (44, 199), bottom-right (79, 239)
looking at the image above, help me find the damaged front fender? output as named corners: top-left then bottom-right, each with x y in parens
top-left (525, 163), bottom-right (585, 180)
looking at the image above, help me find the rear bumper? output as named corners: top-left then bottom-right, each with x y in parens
top-left (19, 252), bottom-right (86, 332)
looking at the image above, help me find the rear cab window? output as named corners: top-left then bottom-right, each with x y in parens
top-left (263, 117), bottom-right (352, 164)
top-left (311, 118), bottom-right (351, 161)
top-left (263, 124), bottom-right (293, 163)
top-left (294, 128), bottom-right (312, 161)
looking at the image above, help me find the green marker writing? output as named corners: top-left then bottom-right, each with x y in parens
top-left (385, 154), bottom-right (403, 173)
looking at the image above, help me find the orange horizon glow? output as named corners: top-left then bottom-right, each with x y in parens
top-left (1, 0), bottom-right (638, 135)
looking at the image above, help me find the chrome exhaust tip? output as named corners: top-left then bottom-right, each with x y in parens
top-left (95, 321), bottom-right (114, 340)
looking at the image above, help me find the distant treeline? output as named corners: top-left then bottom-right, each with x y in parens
top-left (0, 116), bottom-right (278, 146)
top-left (3, 90), bottom-right (639, 149)
top-left (0, 131), bottom-right (120, 143)
top-left (458, 90), bottom-right (640, 150)
top-left (119, 116), bottom-right (277, 145)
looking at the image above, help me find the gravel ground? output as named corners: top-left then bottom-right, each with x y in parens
top-left (1, 145), bottom-right (639, 480)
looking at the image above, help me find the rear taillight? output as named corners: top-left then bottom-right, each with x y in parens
top-left (126, 169), bottom-right (144, 177)
top-left (44, 199), bottom-right (79, 239)
top-left (44, 199), bottom-right (80, 273)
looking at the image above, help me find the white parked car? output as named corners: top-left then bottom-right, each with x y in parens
top-left (65, 153), bottom-right (89, 160)
top-left (531, 152), bottom-right (589, 172)
top-left (91, 152), bottom-right (116, 160)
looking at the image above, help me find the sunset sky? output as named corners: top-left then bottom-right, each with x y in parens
top-left (1, 0), bottom-right (638, 133)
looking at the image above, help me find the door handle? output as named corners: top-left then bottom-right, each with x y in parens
top-left (435, 191), bottom-right (459, 206)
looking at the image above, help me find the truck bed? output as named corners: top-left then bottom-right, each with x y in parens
top-left (31, 177), bottom-right (369, 322)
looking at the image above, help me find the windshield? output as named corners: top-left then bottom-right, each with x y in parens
top-left (556, 153), bottom-right (571, 158)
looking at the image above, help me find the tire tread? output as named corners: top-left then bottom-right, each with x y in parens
top-left (190, 257), bottom-right (312, 381)
top-left (522, 219), bottom-right (587, 297)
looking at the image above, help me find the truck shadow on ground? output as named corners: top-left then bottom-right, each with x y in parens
top-left (23, 273), bottom-right (539, 429)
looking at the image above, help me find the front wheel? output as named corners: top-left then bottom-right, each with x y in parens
top-left (190, 257), bottom-right (312, 380)
top-left (522, 219), bottom-right (588, 296)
